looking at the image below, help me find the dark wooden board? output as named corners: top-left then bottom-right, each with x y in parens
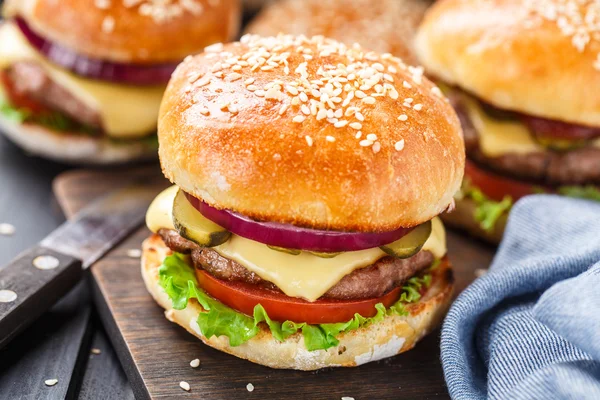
top-left (53, 168), bottom-right (496, 400)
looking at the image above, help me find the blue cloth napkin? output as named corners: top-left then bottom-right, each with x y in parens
top-left (441, 195), bottom-right (600, 400)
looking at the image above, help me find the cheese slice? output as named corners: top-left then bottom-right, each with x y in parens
top-left (463, 95), bottom-right (600, 157)
top-left (0, 22), bottom-right (165, 138)
top-left (145, 186), bottom-right (447, 302)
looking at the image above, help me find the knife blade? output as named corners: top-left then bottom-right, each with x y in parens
top-left (0, 183), bottom-right (161, 349)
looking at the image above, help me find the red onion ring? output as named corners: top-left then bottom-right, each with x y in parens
top-left (15, 17), bottom-right (178, 85)
top-left (185, 193), bottom-right (414, 252)
top-left (521, 114), bottom-right (600, 141)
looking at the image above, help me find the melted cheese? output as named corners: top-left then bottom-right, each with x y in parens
top-left (145, 186), bottom-right (447, 302)
top-left (463, 96), bottom-right (600, 156)
top-left (0, 22), bottom-right (165, 138)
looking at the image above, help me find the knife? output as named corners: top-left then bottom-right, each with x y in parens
top-left (0, 183), bottom-right (161, 349)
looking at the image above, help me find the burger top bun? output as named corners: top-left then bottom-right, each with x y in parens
top-left (158, 34), bottom-right (464, 232)
top-left (3, 0), bottom-right (241, 64)
top-left (246, 0), bottom-right (431, 66)
top-left (415, 0), bottom-right (600, 127)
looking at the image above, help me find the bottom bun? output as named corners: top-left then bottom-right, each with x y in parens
top-left (441, 198), bottom-right (507, 244)
top-left (0, 114), bottom-right (157, 165)
top-left (141, 234), bottom-right (454, 370)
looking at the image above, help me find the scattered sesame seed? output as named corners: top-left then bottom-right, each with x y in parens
top-left (404, 97), bottom-right (413, 103)
top-left (359, 139), bottom-right (373, 147)
top-left (0, 223), bottom-right (15, 236)
top-left (190, 358), bottom-right (200, 368)
top-left (362, 96), bottom-right (376, 104)
top-left (398, 114), bottom-right (408, 121)
top-left (355, 131), bottom-right (363, 139)
top-left (395, 139), bottom-right (405, 151)
top-left (349, 122), bottom-right (362, 130)
top-left (293, 115), bottom-right (306, 123)
top-left (413, 103), bottom-right (423, 111)
top-left (305, 135), bottom-right (313, 146)
top-left (126, 249), bottom-right (142, 258)
top-left (45, 379), bottom-right (58, 387)
top-left (244, 77), bottom-right (255, 85)
top-left (326, 136), bottom-right (336, 142)
top-left (101, 16), bottom-right (115, 33)
top-left (227, 72), bottom-right (242, 81)
top-left (366, 133), bottom-right (378, 141)
top-left (403, 81), bottom-right (412, 89)
top-left (334, 120), bottom-right (348, 128)
top-left (91, 348), bottom-right (102, 355)
top-left (247, 383), bottom-right (255, 392)
top-left (180, 381), bottom-right (190, 391)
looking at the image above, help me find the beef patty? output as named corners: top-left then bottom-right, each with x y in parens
top-left (158, 228), bottom-right (434, 301)
top-left (450, 92), bottom-right (600, 185)
top-left (5, 61), bottom-right (103, 129)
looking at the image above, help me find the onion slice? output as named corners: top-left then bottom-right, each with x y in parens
top-left (15, 17), bottom-right (178, 85)
top-left (185, 193), bottom-right (414, 252)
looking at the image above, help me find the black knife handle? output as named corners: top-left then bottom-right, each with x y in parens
top-left (0, 246), bottom-right (82, 349)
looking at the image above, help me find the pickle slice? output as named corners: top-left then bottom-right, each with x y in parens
top-left (267, 245), bottom-right (301, 255)
top-left (307, 251), bottom-right (341, 258)
top-left (172, 189), bottom-right (231, 247)
top-left (379, 221), bottom-right (432, 259)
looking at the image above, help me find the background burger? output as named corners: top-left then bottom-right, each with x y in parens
top-left (0, 0), bottom-right (240, 164)
top-left (142, 34), bottom-right (464, 370)
top-left (245, 0), bottom-right (432, 66)
top-left (415, 0), bottom-right (600, 243)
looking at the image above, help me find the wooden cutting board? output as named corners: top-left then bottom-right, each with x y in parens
top-left (53, 167), bottom-right (495, 400)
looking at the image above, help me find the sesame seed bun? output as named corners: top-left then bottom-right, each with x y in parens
top-left (0, 113), bottom-right (156, 164)
top-left (158, 35), bottom-right (464, 232)
top-left (415, 0), bottom-right (600, 127)
top-left (3, 0), bottom-right (241, 64)
top-left (141, 233), bottom-right (454, 370)
top-left (245, 0), bottom-right (432, 66)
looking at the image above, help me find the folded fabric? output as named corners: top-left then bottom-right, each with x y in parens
top-left (441, 195), bottom-right (600, 400)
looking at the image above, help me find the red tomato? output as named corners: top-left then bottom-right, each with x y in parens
top-left (0, 71), bottom-right (50, 114)
top-left (196, 269), bottom-right (404, 324)
top-left (465, 159), bottom-right (543, 203)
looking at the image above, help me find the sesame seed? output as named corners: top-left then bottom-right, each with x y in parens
top-left (299, 92), bottom-right (308, 102)
top-left (0, 223), bottom-right (15, 236)
top-left (403, 81), bottom-right (412, 89)
top-left (362, 97), bottom-right (376, 104)
top-left (366, 133), bottom-right (378, 141)
top-left (355, 131), bottom-right (362, 139)
top-left (413, 104), bottom-right (423, 111)
top-left (101, 16), bottom-right (115, 33)
top-left (126, 249), bottom-right (142, 258)
top-left (180, 381), bottom-right (190, 392)
top-left (316, 109), bottom-right (328, 120)
top-left (301, 105), bottom-right (311, 115)
top-left (349, 122), bottom-right (362, 130)
top-left (404, 98), bottom-right (413, 103)
top-left (354, 90), bottom-right (366, 99)
top-left (279, 103), bottom-right (289, 115)
top-left (247, 383), bottom-right (255, 392)
top-left (334, 120), bottom-right (348, 128)
top-left (91, 348), bottom-right (102, 355)
top-left (293, 115), bottom-right (306, 123)
top-left (190, 358), bottom-right (200, 368)
top-left (398, 114), bottom-right (408, 121)
top-left (246, 85), bottom-right (258, 91)
top-left (227, 72), bottom-right (242, 81)
top-left (305, 135), bottom-right (313, 146)
top-left (355, 112), bottom-right (365, 121)
top-left (45, 379), bottom-right (58, 387)
top-left (326, 136), bottom-right (336, 142)
top-left (372, 142), bottom-right (381, 153)
top-left (431, 87), bottom-right (442, 97)
top-left (359, 139), bottom-right (373, 147)
top-left (395, 139), bottom-right (405, 151)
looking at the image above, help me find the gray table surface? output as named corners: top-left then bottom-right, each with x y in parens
top-left (0, 135), bottom-right (134, 399)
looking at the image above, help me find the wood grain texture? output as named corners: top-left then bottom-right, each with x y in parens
top-left (53, 168), bottom-right (495, 399)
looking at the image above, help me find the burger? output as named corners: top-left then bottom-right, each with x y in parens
top-left (245, 0), bottom-right (431, 66)
top-left (0, 0), bottom-right (240, 164)
top-left (415, 0), bottom-right (600, 243)
top-left (142, 34), bottom-right (464, 370)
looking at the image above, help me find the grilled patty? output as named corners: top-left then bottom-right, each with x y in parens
top-left (5, 61), bottom-right (102, 129)
top-left (450, 92), bottom-right (600, 185)
top-left (158, 228), bottom-right (434, 300)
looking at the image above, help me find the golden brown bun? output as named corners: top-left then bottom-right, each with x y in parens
top-left (0, 114), bottom-right (157, 164)
top-left (141, 234), bottom-right (454, 370)
top-left (159, 35), bottom-right (464, 231)
top-left (3, 0), bottom-right (241, 64)
top-left (441, 197), bottom-right (506, 244)
top-left (245, 0), bottom-right (432, 66)
top-left (415, 0), bottom-right (600, 127)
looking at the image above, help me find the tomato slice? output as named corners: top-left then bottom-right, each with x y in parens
top-left (0, 71), bottom-right (50, 114)
top-left (465, 159), bottom-right (542, 203)
top-left (196, 269), bottom-right (404, 324)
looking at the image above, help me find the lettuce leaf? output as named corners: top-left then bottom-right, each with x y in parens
top-left (158, 253), bottom-right (431, 351)
top-left (558, 185), bottom-right (600, 202)
top-left (461, 184), bottom-right (512, 232)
